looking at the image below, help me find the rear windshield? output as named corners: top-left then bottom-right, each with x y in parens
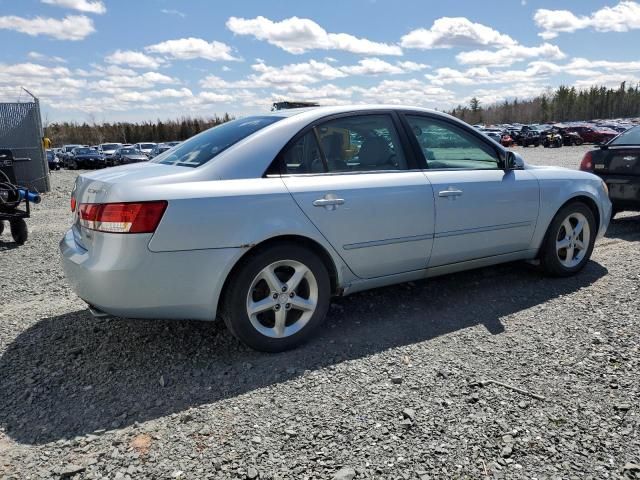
top-left (151, 116), bottom-right (283, 168)
top-left (101, 144), bottom-right (121, 150)
top-left (610, 125), bottom-right (640, 145)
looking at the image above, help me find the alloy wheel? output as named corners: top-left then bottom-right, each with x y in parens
top-left (555, 212), bottom-right (590, 268)
top-left (246, 260), bottom-right (318, 339)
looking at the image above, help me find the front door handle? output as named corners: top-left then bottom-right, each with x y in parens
top-left (438, 188), bottom-right (463, 197)
top-left (313, 198), bottom-right (345, 207)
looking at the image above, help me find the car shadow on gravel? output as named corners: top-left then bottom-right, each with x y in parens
top-left (606, 212), bottom-right (640, 241)
top-left (0, 260), bottom-right (607, 445)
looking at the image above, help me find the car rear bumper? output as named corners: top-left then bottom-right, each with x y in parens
top-left (602, 175), bottom-right (640, 209)
top-left (59, 229), bottom-right (241, 320)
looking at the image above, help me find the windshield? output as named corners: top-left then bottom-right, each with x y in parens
top-left (75, 148), bottom-right (93, 154)
top-left (101, 144), bottom-right (121, 150)
top-left (152, 116), bottom-right (283, 168)
top-left (610, 125), bottom-right (640, 145)
top-left (139, 143), bottom-right (155, 149)
top-left (120, 148), bottom-right (137, 154)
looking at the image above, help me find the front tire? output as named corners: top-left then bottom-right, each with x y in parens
top-left (540, 202), bottom-right (596, 277)
top-left (221, 243), bottom-right (331, 352)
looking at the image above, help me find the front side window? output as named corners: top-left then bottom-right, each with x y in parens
top-left (152, 116), bottom-right (283, 168)
top-left (405, 115), bottom-right (500, 169)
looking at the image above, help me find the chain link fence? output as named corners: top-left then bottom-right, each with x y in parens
top-left (0, 98), bottom-right (50, 192)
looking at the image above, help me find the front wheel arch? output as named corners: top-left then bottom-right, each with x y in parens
top-left (538, 195), bottom-right (600, 259)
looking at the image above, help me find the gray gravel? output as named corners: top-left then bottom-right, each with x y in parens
top-left (1, 146), bottom-right (639, 479)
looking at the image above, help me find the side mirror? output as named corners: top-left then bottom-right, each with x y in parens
top-left (504, 151), bottom-right (524, 170)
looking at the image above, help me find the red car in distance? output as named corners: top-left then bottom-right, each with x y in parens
top-left (565, 125), bottom-right (618, 144)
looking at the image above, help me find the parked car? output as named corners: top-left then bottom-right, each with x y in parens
top-left (99, 143), bottom-right (123, 160)
top-left (519, 130), bottom-right (541, 147)
top-left (556, 128), bottom-right (584, 146)
top-left (565, 126), bottom-right (617, 144)
top-left (61, 105), bottom-right (611, 352)
top-left (60, 144), bottom-right (84, 167)
top-left (149, 143), bottom-right (172, 158)
top-left (112, 147), bottom-right (149, 165)
top-left (580, 125), bottom-right (639, 218)
top-left (68, 147), bottom-right (105, 169)
top-left (132, 142), bottom-right (157, 157)
top-left (46, 149), bottom-right (60, 170)
top-left (165, 141), bottom-right (182, 147)
top-left (482, 130), bottom-right (502, 143)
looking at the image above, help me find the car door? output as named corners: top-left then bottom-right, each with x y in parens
top-left (280, 112), bottom-right (435, 279)
top-left (401, 114), bottom-right (540, 267)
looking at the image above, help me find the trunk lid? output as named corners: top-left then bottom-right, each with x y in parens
top-left (71, 162), bottom-right (194, 250)
top-left (593, 147), bottom-right (640, 176)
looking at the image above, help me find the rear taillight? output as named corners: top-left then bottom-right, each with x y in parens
top-left (79, 201), bottom-right (167, 233)
top-left (579, 151), bottom-right (593, 171)
top-left (70, 195), bottom-right (76, 212)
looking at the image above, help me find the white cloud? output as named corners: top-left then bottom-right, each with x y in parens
top-left (28, 51), bottom-right (67, 63)
top-left (573, 73), bottom-right (640, 88)
top-left (200, 60), bottom-right (347, 89)
top-left (145, 38), bottom-right (240, 62)
top-left (226, 16), bottom-right (402, 55)
top-left (535, 1), bottom-right (640, 39)
top-left (160, 9), bottom-right (186, 18)
top-left (117, 88), bottom-right (193, 103)
top-left (197, 92), bottom-right (235, 104)
top-left (566, 57), bottom-right (640, 73)
top-left (0, 14), bottom-right (94, 40)
top-left (401, 17), bottom-right (517, 49)
top-left (397, 61), bottom-right (430, 72)
top-left (356, 79), bottom-right (454, 107)
top-left (105, 50), bottom-right (165, 69)
top-left (426, 61), bottom-right (561, 86)
top-left (90, 71), bottom-right (176, 93)
top-left (0, 63), bottom-right (87, 102)
top-left (41, 0), bottom-right (106, 14)
top-left (340, 58), bottom-right (427, 75)
top-left (456, 43), bottom-right (566, 66)
top-left (251, 60), bottom-right (346, 85)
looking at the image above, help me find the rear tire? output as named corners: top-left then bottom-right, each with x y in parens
top-left (540, 202), bottom-right (596, 277)
top-left (10, 218), bottom-right (28, 245)
top-left (221, 243), bottom-right (331, 352)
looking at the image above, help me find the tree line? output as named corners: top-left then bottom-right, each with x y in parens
top-left (44, 114), bottom-right (233, 147)
top-left (449, 82), bottom-right (640, 125)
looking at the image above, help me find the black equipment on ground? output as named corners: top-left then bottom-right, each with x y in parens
top-left (0, 149), bottom-right (38, 245)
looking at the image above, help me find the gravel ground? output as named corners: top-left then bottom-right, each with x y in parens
top-left (1, 146), bottom-right (639, 480)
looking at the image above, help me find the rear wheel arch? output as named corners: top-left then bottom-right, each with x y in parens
top-left (218, 235), bottom-right (340, 315)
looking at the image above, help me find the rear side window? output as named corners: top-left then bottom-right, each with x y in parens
top-left (280, 114), bottom-right (408, 174)
top-left (152, 116), bottom-right (283, 167)
top-left (282, 131), bottom-right (324, 174)
top-left (610, 125), bottom-right (639, 145)
top-left (405, 115), bottom-right (500, 169)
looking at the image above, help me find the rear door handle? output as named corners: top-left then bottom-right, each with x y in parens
top-left (313, 198), bottom-right (345, 207)
top-left (438, 189), bottom-right (463, 197)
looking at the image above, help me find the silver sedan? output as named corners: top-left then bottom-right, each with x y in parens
top-left (61, 105), bottom-right (611, 351)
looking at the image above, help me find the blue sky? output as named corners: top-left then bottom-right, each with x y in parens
top-left (1, 0), bottom-right (640, 122)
